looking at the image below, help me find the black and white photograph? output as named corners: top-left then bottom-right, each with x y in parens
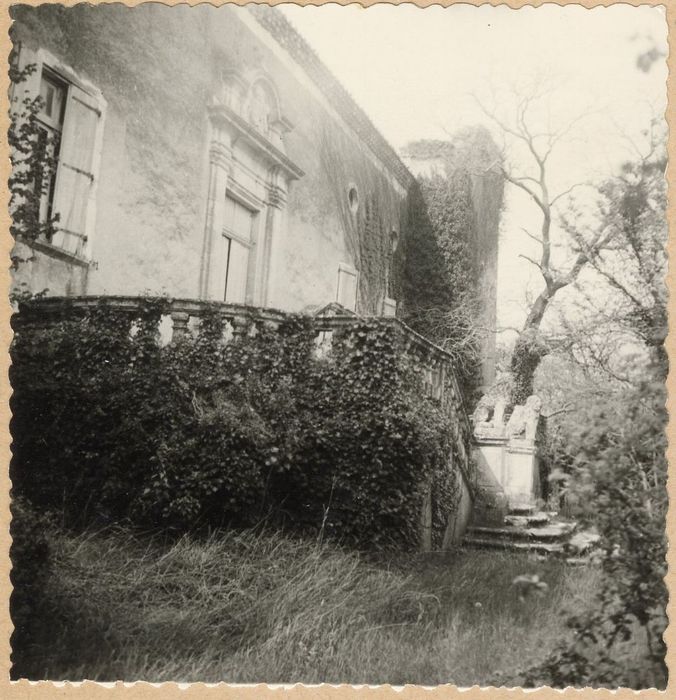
top-left (5, 0), bottom-right (670, 691)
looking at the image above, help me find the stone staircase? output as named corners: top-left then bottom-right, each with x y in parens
top-left (463, 503), bottom-right (596, 557)
top-left (467, 394), bottom-right (601, 560)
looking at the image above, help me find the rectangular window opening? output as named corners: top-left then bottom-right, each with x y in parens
top-left (222, 195), bottom-right (256, 303)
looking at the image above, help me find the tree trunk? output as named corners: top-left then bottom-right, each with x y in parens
top-left (510, 328), bottom-right (548, 405)
top-left (509, 285), bottom-right (552, 404)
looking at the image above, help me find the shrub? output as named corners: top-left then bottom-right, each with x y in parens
top-left (523, 381), bottom-right (668, 689)
top-left (11, 301), bottom-right (470, 549)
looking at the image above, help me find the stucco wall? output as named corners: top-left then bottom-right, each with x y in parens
top-left (11, 4), bottom-right (407, 314)
top-left (12, 240), bottom-right (87, 297)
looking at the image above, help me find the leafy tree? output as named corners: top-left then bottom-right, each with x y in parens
top-left (562, 126), bottom-right (667, 380)
top-left (525, 380), bottom-right (667, 689)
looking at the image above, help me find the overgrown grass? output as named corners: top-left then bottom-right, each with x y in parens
top-left (15, 527), bottom-right (602, 685)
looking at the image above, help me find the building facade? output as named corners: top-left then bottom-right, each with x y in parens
top-left (10, 3), bottom-right (412, 317)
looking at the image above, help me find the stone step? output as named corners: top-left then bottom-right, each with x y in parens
top-left (504, 512), bottom-right (551, 528)
top-left (531, 553), bottom-right (599, 566)
top-left (467, 521), bottom-right (576, 542)
top-left (508, 504), bottom-right (538, 516)
top-left (463, 536), bottom-right (565, 555)
top-left (568, 530), bottom-right (601, 552)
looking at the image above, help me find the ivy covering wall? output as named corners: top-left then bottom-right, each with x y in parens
top-left (398, 127), bottom-right (504, 401)
top-left (11, 301), bottom-right (470, 550)
top-left (317, 123), bottom-right (405, 315)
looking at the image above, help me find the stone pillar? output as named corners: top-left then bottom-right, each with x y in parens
top-left (504, 443), bottom-right (538, 506)
top-left (503, 395), bottom-right (542, 506)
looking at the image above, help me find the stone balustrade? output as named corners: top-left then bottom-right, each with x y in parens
top-left (13, 295), bottom-right (288, 338)
top-left (13, 295), bottom-right (476, 493)
top-left (15, 297), bottom-right (469, 415)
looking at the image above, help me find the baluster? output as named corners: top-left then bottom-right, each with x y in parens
top-left (170, 311), bottom-right (190, 343)
top-left (231, 314), bottom-right (249, 340)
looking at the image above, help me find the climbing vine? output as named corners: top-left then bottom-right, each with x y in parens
top-left (9, 59), bottom-right (60, 248)
top-left (9, 58), bottom-right (61, 303)
top-left (317, 122), bottom-right (402, 314)
top-left (399, 128), bottom-right (504, 401)
top-left (11, 301), bottom-right (468, 550)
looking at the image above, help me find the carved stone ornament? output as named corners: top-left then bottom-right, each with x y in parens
top-left (506, 395), bottom-right (542, 442)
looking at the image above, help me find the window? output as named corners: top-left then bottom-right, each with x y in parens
top-left (48, 73), bottom-right (102, 256)
top-left (382, 297), bottom-right (397, 317)
top-left (35, 69), bottom-right (67, 226)
top-left (347, 185), bottom-right (359, 214)
top-left (390, 228), bottom-right (399, 254)
top-left (221, 195), bottom-right (256, 303)
top-left (202, 69), bottom-right (303, 305)
top-left (14, 47), bottom-right (105, 259)
top-left (336, 263), bottom-right (358, 312)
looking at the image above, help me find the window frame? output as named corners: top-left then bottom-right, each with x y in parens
top-left (336, 262), bottom-right (359, 313)
top-left (33, 67), bottom-right (67, 230)
top-left (221, 192), bottom-right (260, 304)
top-left (11, 44), bottom-right (107, 265)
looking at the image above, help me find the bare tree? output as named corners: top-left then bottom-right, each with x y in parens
top-left (475, 86), bottom-right (664, 403)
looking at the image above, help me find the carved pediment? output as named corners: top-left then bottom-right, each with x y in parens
top-left (209, 68), bottom-right (303, 183)
top-left (214, 69), bottom-right (295, 152)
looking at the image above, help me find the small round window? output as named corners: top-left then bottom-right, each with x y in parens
top-left (390, 229), bottom-right (399, 254)
top-left (348, 185), bottom-right (359, 214)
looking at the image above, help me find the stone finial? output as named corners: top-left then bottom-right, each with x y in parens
top-left (472, 395), bottom-right (509, 440)
top-left (505, 405), bottom-right (526, 439)
top-left (506, 395), bottom-right (542, 442)
top-left (472, 395), bottom-right (492, 425)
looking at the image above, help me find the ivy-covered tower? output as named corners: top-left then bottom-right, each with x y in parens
top-left (400, 127), bottom-right (504, 394)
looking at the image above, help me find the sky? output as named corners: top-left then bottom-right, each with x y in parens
top-left (279, 3), bottom-right (668, 334)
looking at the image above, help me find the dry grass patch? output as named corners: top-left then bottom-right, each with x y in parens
top-left (14, 527), bottom-right (601, 684)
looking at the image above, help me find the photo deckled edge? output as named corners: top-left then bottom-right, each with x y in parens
top-left (0, 0), bottom-right (672, 697)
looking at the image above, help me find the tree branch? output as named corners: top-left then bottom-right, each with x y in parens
top-left (518, 253), bottom-right (544, 272)
top-left (550, 182), bottom-right (591, 207)
top-left (520, 227), bottom-right (543, 245)
top-left (503, 170), bottom-right (546, 212)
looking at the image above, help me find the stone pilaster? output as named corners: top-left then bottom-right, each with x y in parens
top-left (259, 166), bottom-right (289, 307)
top-left (198, 130), bottom-right (233, 300)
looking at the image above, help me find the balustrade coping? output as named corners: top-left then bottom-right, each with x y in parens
top-left (15, 295), bottom-right (473, 436)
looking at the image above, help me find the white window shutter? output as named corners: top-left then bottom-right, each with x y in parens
top-left (225, 239), bottom-right (249, 303)
top-left (382, 297), bottom-right (397, 317)
top-left (51, 84), bottom-right (101, 254)
top-left (336, 263), bottom-right (358, 312)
